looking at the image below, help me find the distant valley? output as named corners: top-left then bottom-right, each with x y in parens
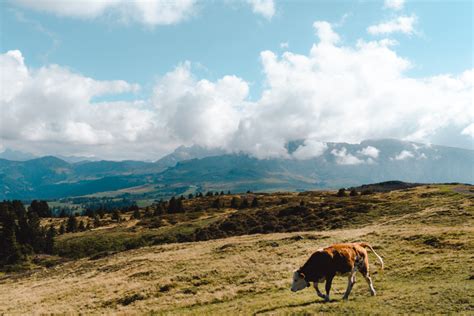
top-left (0, 139), bottom-right (472, 200)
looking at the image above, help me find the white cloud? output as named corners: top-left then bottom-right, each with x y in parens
top-left (461, 123), bottom-right (474, 138)
top-left (151, 62), bottom-right (249, 148)
top-left (0, 50), bottom-right (159, 159)
top-left (313, 21), bottom-right (340, 44)
top-left (229, 21), bottom-right (471, 158)
top-left (280, 42), bottom-right (289, 49)
top-left (368, 15), bottom-right (417, 35)
top-left (13, 0), bottom-right (197, 26)
top-left (292, 140), bottom-right (327, 160)
top-left (331, 147), bottom-right (364, 165)
top-left (358, 146), bottom-right (380, 158)
top-left (1, 20), bottom-right (472, 160)
top-left (417, 152), bottom-right (427, 159)
top-left (393, 150), bottom-right (414, 160)
top-left (247, 0), bottom-right (275, 19)
top-left (384, 0), bottom-right (405, 11)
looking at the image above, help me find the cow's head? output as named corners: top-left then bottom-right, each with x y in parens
top-left (291, 270), bottom-right (310, 292)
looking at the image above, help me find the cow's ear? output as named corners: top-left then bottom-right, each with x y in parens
top-left (299, 272), bottom-right (305, 279)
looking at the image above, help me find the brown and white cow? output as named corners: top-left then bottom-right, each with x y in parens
top-left (291, 242), bottom-right (384, 301)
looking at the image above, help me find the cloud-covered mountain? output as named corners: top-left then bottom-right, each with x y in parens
top-left (0, 139), bottom-right (472, 200)
top-left (0, 148), bottom-right (37, 161)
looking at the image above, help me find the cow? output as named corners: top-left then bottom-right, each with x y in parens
top-left (290, 242), bottom-right (384, 302)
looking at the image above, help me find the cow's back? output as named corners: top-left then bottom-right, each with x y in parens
top-left (324, 243), bottom-right (367, 275)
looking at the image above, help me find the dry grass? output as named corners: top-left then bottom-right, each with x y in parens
top-left (1, 185), bottom-right (473, 314)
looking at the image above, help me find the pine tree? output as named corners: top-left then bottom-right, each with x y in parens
top-left (28, 211), bottom-right (44, 252)
top-left (132, 208), bottom-right (141, 219)
top-left (5, 229), bottom-right (22, 264)
top-left (45, 225), bottom-right (56, 254)
top-left (29, 200), bottom-right (51, 217)
top-left (1, 209), bottom-right (23, 264)
top-left (59, 223), bottom-right (66, 234)
top-left (177, 197), bottom-right (185, 213)
top-left (16, 213), bottom-right (30, 245)
top-left (112, 210), bottom-right (121, 222)
top-left (240, 199), bottom-right (249, 209)
top-left (144, 207), bottom-right (153, 218)
top-left (168, 197), bottom-right (177, 213)
top-left (66, 214), bottom-right (78, 233)
top-left (84, 208), bottom-right (96, 218)
top-left (212, 198), bottom-right (221, 209)
top-left (93, 215), bottom-right (101, 227)
top-left (230, 197), bottom-right (240, 209)
top-left (128, 204), bottom-right (139, 214)
top-left (78, 220), bottom-right (86, 231)
top-left (153, 204), bottom-right (165, 216)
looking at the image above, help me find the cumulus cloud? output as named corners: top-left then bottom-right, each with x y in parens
top-left (331, 147), bottom-right (364, 165)
top-left (313, 21), bottom-right (340, 44)
top-left (384, 0), bottom-right (405, 10)
top-left (358, 146), bottom-right (380, 159)
top-left (393, 150), bottom-right (414, 160)
top-left (13, 0), bottom-right (197, 26)
top-left (368, 15), bottom-right (417, 35)
top-left (230, 21), bottom-right (472, 158)
top-left (247, 0), bottom-right (275, 19)
top-left (13, 0), bottom-right (277, 24)
top-left (291, 140), bottom-right (327, 160)
top-left (151, 62), bottom-right (249, 148)
top-left (461, 123), bottom-right (474, 138)
top-left (0, 50), bottom-right (158, 159)
top-left (1, 20), bottom-right (472, 160)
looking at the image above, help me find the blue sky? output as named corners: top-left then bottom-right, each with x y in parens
top-left (0, 0), bottom-right (473, 160)
top-left (3, 1), bottom-right (472, 98)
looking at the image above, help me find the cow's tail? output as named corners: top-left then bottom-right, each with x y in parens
top-left (359, 242), bottom-right (384, 271)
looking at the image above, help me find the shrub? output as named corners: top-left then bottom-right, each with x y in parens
top-left (337, 188), bottom-right (346, 197)
top-left (118, 293), bottom-right (145, 306)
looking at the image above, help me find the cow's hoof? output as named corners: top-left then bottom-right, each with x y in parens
top-left (342, 296), bottom-right (348, 301)
top-left (324, 296), bottom-right (330, 303)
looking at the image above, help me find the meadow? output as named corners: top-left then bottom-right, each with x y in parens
top-left (0, 184), bottom-right (472, 314)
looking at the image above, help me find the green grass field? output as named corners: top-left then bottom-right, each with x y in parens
top-left (0, 184), bottom-right (473, 314)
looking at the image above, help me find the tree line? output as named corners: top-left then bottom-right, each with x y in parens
top-left (0, 200), bottom-right (55, 266)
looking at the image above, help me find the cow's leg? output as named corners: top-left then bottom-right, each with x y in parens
top-left (359, 257), bottom-right (376, 296)
top-left (342, 271), bottom-right (357, 300)
top-left (324, 275), bottom-right (334, 302)
top-left (314, 282), bottom-right (326, 299)
top-left (362, 272), bottom-right (376, 296)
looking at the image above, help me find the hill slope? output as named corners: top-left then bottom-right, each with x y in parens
top-left (0, 184), bottom-right (472, 314)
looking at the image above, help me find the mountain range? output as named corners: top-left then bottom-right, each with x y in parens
top-left (0, 139), bottom-right (472, 200)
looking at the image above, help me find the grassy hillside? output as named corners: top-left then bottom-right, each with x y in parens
top-left (0, 184), bottom-right (473, 314)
